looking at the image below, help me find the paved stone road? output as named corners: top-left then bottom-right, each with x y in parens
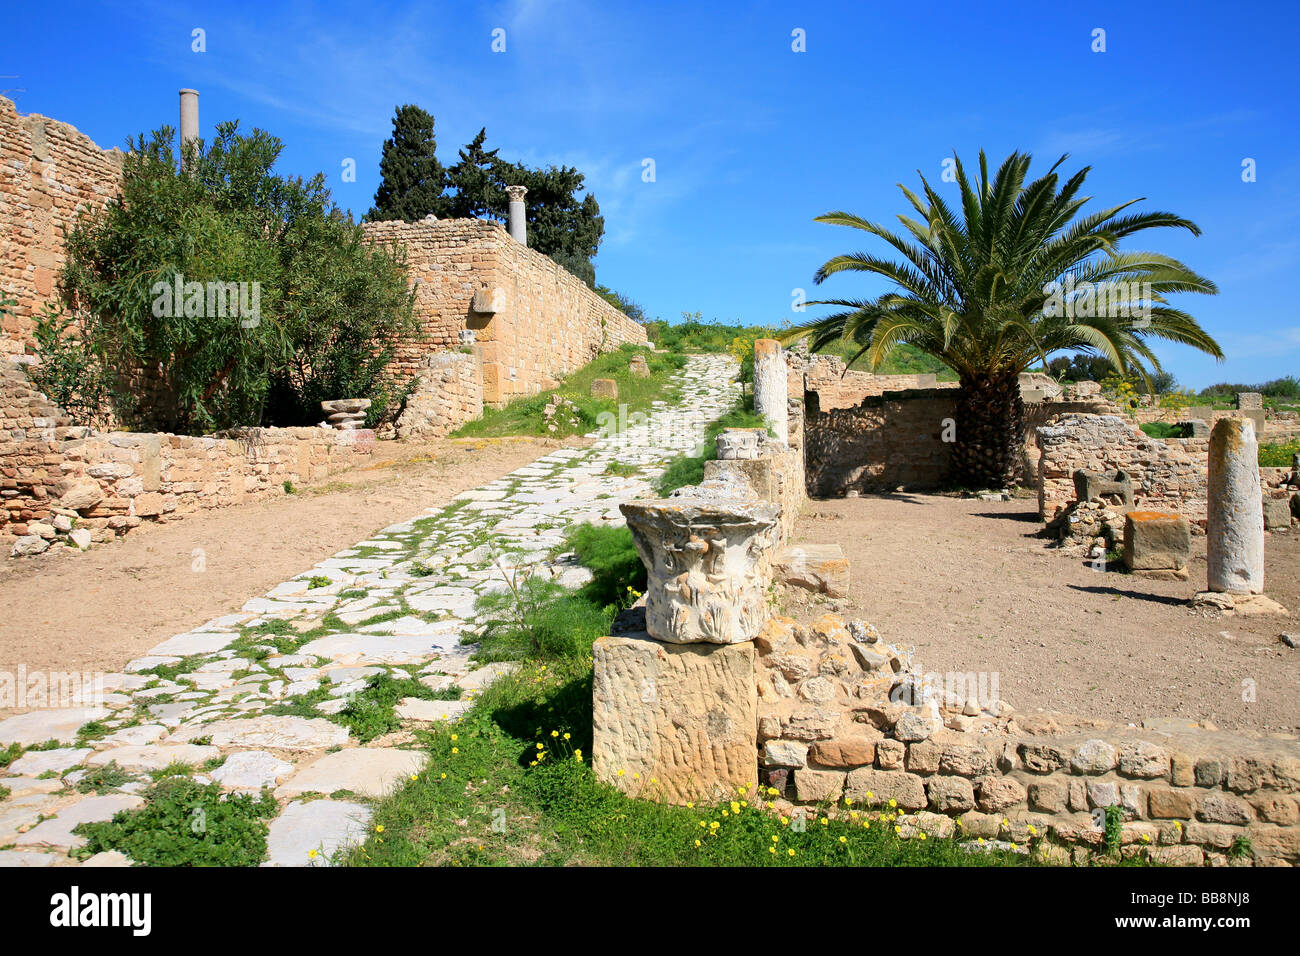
top-left (0, 354), bottom-right (738, 867)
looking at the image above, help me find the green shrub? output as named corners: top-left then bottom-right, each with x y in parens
top-left (1140, 422), bottom-right (1192, 439)
top-left (22, 302), bottom-right (113, 425)
top-left (75, 777), bottom-right (278, 866)
top-left (59, 121), bottom-right (414, 434)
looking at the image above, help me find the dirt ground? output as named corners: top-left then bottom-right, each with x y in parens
top-left (795, 494), bottom-right (1299, 735)
top-left (0, 435), bottom-right (563, 706)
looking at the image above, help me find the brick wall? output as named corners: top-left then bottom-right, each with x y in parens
top-left (0, 96), bottom-right (123, 357)
top-left (360, 217), bottom-right (645, 407)
top-left (2, 359), bottom-right (372, 551)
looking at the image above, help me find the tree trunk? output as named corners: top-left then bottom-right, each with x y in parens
top-left (951, 371), bottom-right (1024, 490)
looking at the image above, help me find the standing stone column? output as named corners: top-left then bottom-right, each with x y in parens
top-left (179, 89), bottom-right (199, 169)
top-left (506, 185), bottom-right (528, 245)
top-left (753, 338), bottom-right (788, 444)
top-left (1207, 417), bottom-right (1264, 594)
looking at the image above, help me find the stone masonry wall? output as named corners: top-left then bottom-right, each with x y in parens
top-left (393, 350), bottom-right (483, 440)
top-left (361, 217), bottom-right (645, 408)
top-left (2, 359), bottom-right (372, 550)
top-left (804, 387), bottom-right (957, 496)
top-left (756, 614), bottom-right (1300, 866)
top-left (0, 96), bottom-right (124, 357)
top-left (1036, 413), bottom-right (1212, 522)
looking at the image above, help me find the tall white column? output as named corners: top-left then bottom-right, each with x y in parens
top-left (179, 88), bottom-right (199, 168)
top-left (506, 184), bottom-right (527, 245)
top-left (753, 338), bottom-right (788, 444)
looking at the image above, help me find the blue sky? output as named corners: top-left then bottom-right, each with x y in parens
top-left (4, 0), bottom-right (1298, 388)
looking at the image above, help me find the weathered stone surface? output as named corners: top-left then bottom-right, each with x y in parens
top-left (0, 850), bottom-right (58, 867)
top-left (54, 478), bottom-right (103, 511)
top-left (1070, 739), bottom-right (1118, 775)
top-left (173, 715), bottom-right (349, 750)
top-left (262, 799), bottom-right (372, 867)
top-left (1263, 497), bottom-right (1292, 530)
top-left (85, 743), bottom-right (218, 771)
top-left (394, 698), bottom-right (472, 722)
top-left (1148, 788), bottom-right (1194, 819)
top-left (1123, 512), bottom-right (1191, 571)
top-left (927, 775), bottom-right (975, 812)
top-left (6, 747), bottom-right (90, 776)
top-left (794, 767), bottom-right (845, 802)
top-left (593, 632), bottom-right (756, 804)
top-left (753, 339), bottom-right (788, 443)
top-left (844, 767), bottom-right (927, 809)
top-left (0, 707), bottom-right (109, 746)
top-left (976, 776), bottom-right (1027, 812)
top-left (590, 378), bottom-right (618, 399)
top-left (809, 736), bottom-right (875, 768)
top-left (147, 631), bottom-right (235, 657)
top-left (762, 740), bottom-right (809, 768)
top-left (774, 543), bottom-right (850, 598)
top-left (14, 794), bottom-right (145, 849)
top-left (276, 748), bottom-right (425, 800)
top-left (621, 477), bottom-right (779, 645)
top-left (209, 750), bottom-right (295, 790)
top-left (1118, 741), bottom-right (1170, 779)
top-left (1207, 417), bottom-right (1265, 594)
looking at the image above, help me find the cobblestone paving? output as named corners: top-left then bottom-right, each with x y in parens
top-left (0, 354), bottom-right (738, 867)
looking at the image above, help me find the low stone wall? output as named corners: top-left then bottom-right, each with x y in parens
top-left (804, 387), bottom-right (957, 495)
top-left (756, 613), bottom-right (1300, 866)
top-left (393, 350), bottom-right (483, 440)
top-left (2, 360), bottom-right (372, 552)
top-left (1036, 413), bottom-right (1214, 522)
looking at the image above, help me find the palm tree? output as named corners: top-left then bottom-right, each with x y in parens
top-left (784, 151), bottom-right (1223, 489)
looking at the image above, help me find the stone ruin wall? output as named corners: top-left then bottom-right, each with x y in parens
top-left (0, 96), bottom-right (123, 358)
top-left (393, 350), bottom-right (483, 440)
top-left (753, 612), bottom-right (1300, 866)
top-left (361, 217), bottom-right (645, 410)
top-left (1, 358), bottom-right (373, 550)
top-left (796, 353), bottom-right (1116, 496)
top-left (597, 355), bottom-right (1300, 865)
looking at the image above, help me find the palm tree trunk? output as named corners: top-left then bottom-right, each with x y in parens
top-left (951, 371), bottom-right (1023, 489)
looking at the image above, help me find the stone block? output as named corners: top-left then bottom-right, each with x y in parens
top-left (773, 543), bottom-right (850, 598)
top-left (593, 632), bottom-right (756, 805)
top-left (1073, 469), bottom-right (1134, 510)
top-left (470, 288), bottom-right (504, 313)
top-left (1263, 497), bottom-right (1292, 530)
top-left (590, 378), bottom-right (618, 399)
top-left (844, 767), bottom-right (927, 809)
top-left (1123, 511), bottom-right (1191, 571)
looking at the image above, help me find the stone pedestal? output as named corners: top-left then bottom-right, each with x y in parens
top-left (1122, 512), bottom-right (1190, 579)
top-left (590, 378), bottom-right (618, 400)
top-left (1207, 417), bottom-right (1264, 594)
top-left (592, 633), bottom-right (756, 805)
top-left (620, 476), bottom-right (779, 645)
top-left (753, 339), bottom-right (788, 444)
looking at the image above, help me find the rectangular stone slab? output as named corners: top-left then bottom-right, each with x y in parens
top-left (1123, 511), bottom-right (1191, 571)
top-left (593, 632), bottom-right (756, 805)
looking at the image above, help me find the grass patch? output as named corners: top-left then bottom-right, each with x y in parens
top-left (0, 743), bottom-right (23, 769)
top-left (1260, 438), bottom-right (1300, 468)
top-left (74, 777), bottom-right (278, 866)
top-left (334, 673), bottom-right (464, 743)
top-left (471, 579), bottom-right (615, 662)
top-left (565, 523), bottom-right (644, 608)
top-left (452, 344), bottom-right (687, 439)
top-left (342, 656), bottom-right (1036, 868)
